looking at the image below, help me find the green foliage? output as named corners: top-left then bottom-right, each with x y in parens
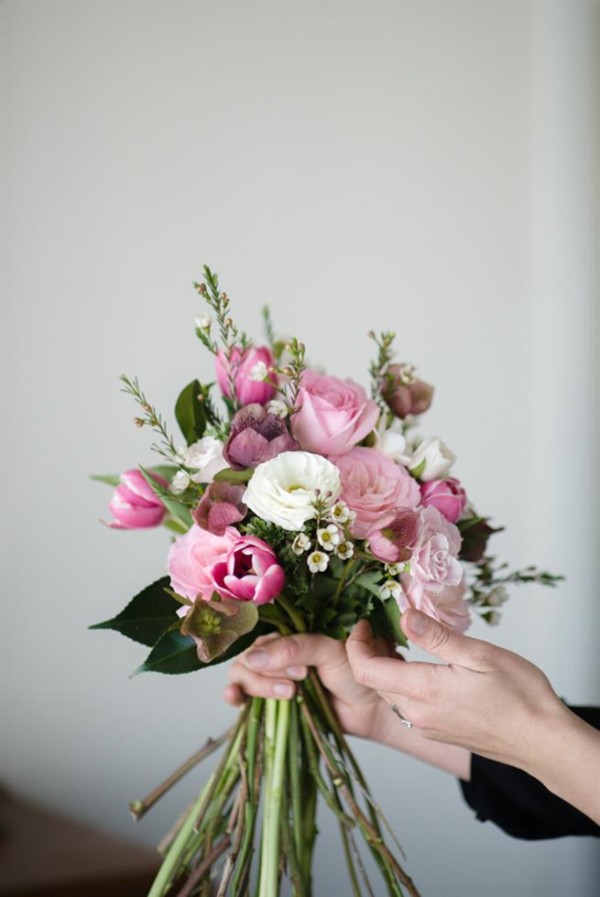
top-left (90, 473), bottom-right (121, 487)
top-left (89, 577), bottom-right (178, 647)
top-left (175, 379), bottom-right (208, 445)
top-left (139, 466), bottom-right (194, 530)
top-left (133, 622), bottom-right (269, 676)
top-left (369, 596), bottom-right (408, 648)
top-left (214, 467), bottom-right (254, 485)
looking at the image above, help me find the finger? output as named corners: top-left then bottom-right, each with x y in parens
top-left (229, 662), bottom-right (296, 700)
top-left (244, 633), bottom-right (346, 675)
top-left (401, 610), bottom-right (495, 670)
top-left (223, 683), bottom-right (245, 706)
top-left (347, 621), bottom-right (415, 693)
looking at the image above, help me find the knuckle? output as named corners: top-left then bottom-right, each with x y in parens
top-left (275, 637), bottom-right (301, 666)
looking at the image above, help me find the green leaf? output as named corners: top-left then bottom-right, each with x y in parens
top-left (213, 467), bottom-right (254, 485)
top-left (139, 466), bottom-right (194, 530)
top-left (90, 473), bottom-right (121, 487)
top-left (409, 459), bottom-right (426, 480)
top-left (133, 620), bottom-right (269, 675)
top-left (175, 379), bottom-right (207, 445)
top-left (89, 577), bottom-right (178, 646)
top-left (370, 597), bottom-right (408, 648)
top-left (353, 571), bottom-right (384, 599)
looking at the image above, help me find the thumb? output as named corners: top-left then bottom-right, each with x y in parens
top-left (401, 609), bottom-right (487, 669)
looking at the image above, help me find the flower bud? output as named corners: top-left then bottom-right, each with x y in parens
top-left (382, 364), bottom-right (434, 419)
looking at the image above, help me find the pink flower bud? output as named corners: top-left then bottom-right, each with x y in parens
top-left (420, 477), bottom-right (467, 524)
top-left (381, 365), bottom-right (434, 419)
top-left (215, 346), bottom-right (277, 406)
top-left (106, 469), bottom-right (168, 529)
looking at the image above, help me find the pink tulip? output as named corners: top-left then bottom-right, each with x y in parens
top-left (211, 535), bottom-right (285, 605)
top-left (107, 469), bottom-right (168, 529)
top-left (215, 346), bottom-right (276, 406)
top-left (420, 477), bottom-right (467, 524)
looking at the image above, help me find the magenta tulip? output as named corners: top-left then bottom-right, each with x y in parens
top-left (215, 345), bottom-right (277, 406)
top-left (211, 535), bottom-right (285, 605)
top-left (107, 469), bottom-right (168, 529)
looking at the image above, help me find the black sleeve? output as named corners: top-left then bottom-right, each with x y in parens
top-left (458, 706), bottom-right (600, 840)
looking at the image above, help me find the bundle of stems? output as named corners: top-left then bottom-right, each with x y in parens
top-left (132, 671), bottom-right (422, 897)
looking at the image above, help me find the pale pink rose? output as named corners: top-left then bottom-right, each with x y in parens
top-left (215, 346), bottom-right (276, 406)
top-left (420, 478), bottom-right (467, 524)
top-left (291, 370), bottom-right (380, 456)
top-left (332, 447), bottom-right (421, 539)
top-left (211, 535), bottom-right (285, 605)
top-left (168, 524), bottom-right (239, 605)
top-left (106, 469), bottom-right (168, 529)
top-left (400, 576), bottom-right (471, 633)
top-left (411, 506), bottom-right (463, 592)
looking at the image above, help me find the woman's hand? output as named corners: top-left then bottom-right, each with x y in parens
top-left (224, 630), bottom-right (391, 740)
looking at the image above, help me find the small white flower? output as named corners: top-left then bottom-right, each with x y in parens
top-left (307, 550), bottom-right (329, 573)
top-left (267, 399), bottom-right (288, 419)
top-left (317, 524), bottom-right (341, 551)
top-left (249, 361), bottom-right (269, 382)
top-left (385, 563), bottom-right (403, 576)
top-left (335, 540), bottom-right (355, 560)
top-left (487, 586), bottom-right (509, 607)
top-left (183, 436), bottom-right (228, 484)
top-left (380, 580), bottom-right (402, 601)
top-left (171, 470), bottom-right (191, 494)
top-left (329, 501), bottom-right (352, 525)
top-left (292, 533), bottom-right (311, 555)
top-left (195, 315), bottom-right (212, 331)
top-left (408, 437), bottom-right (456, 481)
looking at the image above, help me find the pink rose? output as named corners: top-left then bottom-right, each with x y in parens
top-left (211, 535), bottom-right (285, 605)
top-left (291, 370), bottom-right (380, 456)
top-left (366, 508), bottom-right (420, 564)
top-left (332, 447), bottom-right (421, 539)
top-left (420, 478), bottom-right (467, 524)
top-left (168, 524), bottom-right (239, 603)
top-left (400, 576), bottom-right (471, 633)
top-left (411, 506), bottom-right (463, 592)
top-left (215, 346), bottom-right (276, 406)
top-left (106, 469), bottom-right (168, 529)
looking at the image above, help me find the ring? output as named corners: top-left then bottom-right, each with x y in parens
top-left (391, 703), bottom-right (413, 729)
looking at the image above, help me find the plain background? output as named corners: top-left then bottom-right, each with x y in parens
top-left (1, 1), bottom-right (598, 895)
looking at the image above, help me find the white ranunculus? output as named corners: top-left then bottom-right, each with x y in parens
top-left (408, 438), bottom-right (456, 482)
top-left (243, 451), bottom-right (341, 531)
top-left (183, 436), bottom-right (228, 484)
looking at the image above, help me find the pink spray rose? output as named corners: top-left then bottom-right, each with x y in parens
top-left (400, 576), bottom-right (471, 633)
top-left (216, 346), bottom-right (276, 407)
top-left (168, 524), bottom-right (239, 604)
top-left (211, 535), bottom-right (285, 605)
top-left (332, 447), bottom-right (421, 539)
top-left (106, 469), bottom-right (168, 529)
top-left (411, 506), bottom-right (463, 592)
top-left (291, 370), bottom-right (380, 456)
top-left (420, 477), bottom-right (467, 524)
top-left (366, 508), bottom-right (420, 564)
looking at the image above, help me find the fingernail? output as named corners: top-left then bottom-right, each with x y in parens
top-left (246, 650), bottom-right (268, 669)
top-left (273, 682), bottom-right (293, 698)
top-left (406, 610), bottom-right (428, 635)
top-left (285, 665), bottom-right (305, 678)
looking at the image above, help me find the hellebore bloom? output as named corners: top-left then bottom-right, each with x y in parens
top-left (193, 481), bottom-right (247, 536)
top-left (106, 469), bottom-right (168, 529)
top-left (224, 404), bottom-right (299, 469)
top-left (366, 508), bottom-right (420, 564)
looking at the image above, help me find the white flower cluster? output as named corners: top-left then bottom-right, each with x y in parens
top-left (291, 499), bottom-right (356, 574)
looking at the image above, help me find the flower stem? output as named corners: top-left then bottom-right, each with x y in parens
top-left (258, 699), bottom-right (291, 897)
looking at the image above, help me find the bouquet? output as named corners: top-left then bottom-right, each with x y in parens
top-left (93, 267), bottom-right (559, 897)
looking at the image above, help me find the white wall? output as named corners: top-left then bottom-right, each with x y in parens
top-left (1, 1), bottom-right (598, 895)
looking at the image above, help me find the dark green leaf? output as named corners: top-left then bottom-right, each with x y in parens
top-left (175, 379), bottom-right (207, 444)
top-left (133, 621), bottom-right (270, 675)
top-left (89, 577), bottom-right (178, 647)
top-left (370, 597), bottom-right (408, 648)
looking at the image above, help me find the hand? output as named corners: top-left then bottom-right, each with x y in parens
top-left (347, 608), bottom-right (570, 770)
top-left (224, 630), bottom-right (392, 740)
